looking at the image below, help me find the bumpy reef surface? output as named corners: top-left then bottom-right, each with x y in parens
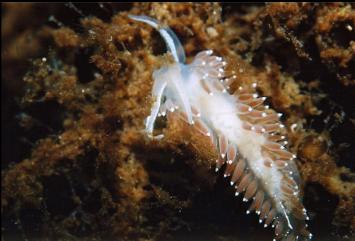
top-left (2, 3), bottom-right (354, 241)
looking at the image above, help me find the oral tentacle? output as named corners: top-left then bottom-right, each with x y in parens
top-left (145, 79), bottom-right (167, 136)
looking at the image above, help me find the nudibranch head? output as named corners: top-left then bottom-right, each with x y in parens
top-left (129, 14), bottom-right (312, 241)
top-left (129, 14), bottom-right (194, 137)
top-left (129, 15), bottom-right (231, 138)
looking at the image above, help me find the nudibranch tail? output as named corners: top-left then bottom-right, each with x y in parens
top-left (128, 14), bottom-right (186, 63)
top-left (211, 85), bottom-right (312, 241)
top-left (131, 15), bottom-right (312, 241)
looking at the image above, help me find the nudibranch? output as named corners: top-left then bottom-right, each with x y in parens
top-left (129, 14), bottom-right (312, 241)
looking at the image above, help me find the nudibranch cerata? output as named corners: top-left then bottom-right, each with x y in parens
top-left (129, 14), bottom-right (312, 241)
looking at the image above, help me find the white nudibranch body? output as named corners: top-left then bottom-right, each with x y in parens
top-left (129, 15), bottom-right (312, 241)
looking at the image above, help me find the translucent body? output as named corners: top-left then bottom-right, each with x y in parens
top-left (129, 15), bottom-right (312, 241)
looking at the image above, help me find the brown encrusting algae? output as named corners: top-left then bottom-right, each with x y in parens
top-left (2, 3), bottom-right (354, 241)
